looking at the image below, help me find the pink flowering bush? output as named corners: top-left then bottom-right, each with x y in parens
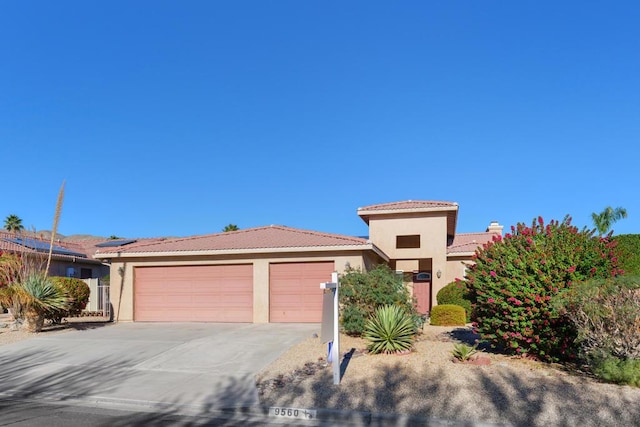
top-left (466, 216), bottom-right (621, 361)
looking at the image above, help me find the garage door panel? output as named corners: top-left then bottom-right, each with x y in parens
top-left (134, 265), bottom-right (253, 322)
top-left (269, 262), bottom-right (334, 323)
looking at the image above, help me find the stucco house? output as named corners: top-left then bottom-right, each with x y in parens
top-left (94, 200), bottom-right (502, 323)
top-left (0, 231), bottom-right (109, 279)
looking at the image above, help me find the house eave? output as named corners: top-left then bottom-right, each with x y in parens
top-left (358, 205), bottom-right (459, 225)
top-left (95, 243), bottom-right (388, 260)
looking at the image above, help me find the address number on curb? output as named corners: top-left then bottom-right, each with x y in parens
top-left (268, 406), bottom-right (317, 420)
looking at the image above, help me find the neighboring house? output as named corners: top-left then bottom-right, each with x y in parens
top-left (0, 231), bottom-right (109, 279)
top-left (94, 200), bottom-right (502, 324)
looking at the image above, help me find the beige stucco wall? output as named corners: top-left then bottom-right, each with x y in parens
top-left (367, 213), bottom-right (449, 306)
top-left (446, 256), bottom-right (472, 284)
top-left (106, 250), bottom-right (371, 323)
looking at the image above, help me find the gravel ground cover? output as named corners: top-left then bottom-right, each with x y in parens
top-left (0, 314), bottom-right (111, 346)
top-left (257, 325), bottom-right (640, 427)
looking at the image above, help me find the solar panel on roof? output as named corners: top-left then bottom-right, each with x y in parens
top-left (95, 239), bottom-right (137, 248)
top-left (2, 237), bottom-right (86, 258)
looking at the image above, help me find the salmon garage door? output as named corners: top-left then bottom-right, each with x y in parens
top-left (269, 261), bottom-right (334, 323)
top-left (134, 265), bottom-right (253, 322)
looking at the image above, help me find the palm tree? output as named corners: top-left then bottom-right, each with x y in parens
top-left (223, 224), bottom-right (239, 232)
top-left (3, 214), bottom-right (24, 233)
top-left (591, 206), bottom-right (628, 235)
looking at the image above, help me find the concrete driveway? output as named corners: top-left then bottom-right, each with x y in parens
top-left (0, 322), bottom-right (318, 413)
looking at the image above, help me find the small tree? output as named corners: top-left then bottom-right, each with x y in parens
top-left (592, 206), bottom-right (627, 235)
top-left (466, 216), bottom-right (621, 361)
top-left (340, 264), bottom-right (419, 336)
top-left (222, 224), bottom-right (239, 232)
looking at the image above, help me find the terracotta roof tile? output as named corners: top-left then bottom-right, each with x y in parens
top-left (358, 200), bottom-right (458, 212)
top-left (95, 225), bottom-right (370, 255)
top-left (447, 232), bottom-right (498, 254)
top-left (0, 231), bottom-right (94, 261)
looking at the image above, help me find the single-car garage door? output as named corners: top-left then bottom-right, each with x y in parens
top-left (134, 265), bottom-right (253, 322)
top-left (269, 261), bottom-right (334, 323)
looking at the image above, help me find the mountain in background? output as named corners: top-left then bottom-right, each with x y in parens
top-left (22, 230), bottom-right (108, 242)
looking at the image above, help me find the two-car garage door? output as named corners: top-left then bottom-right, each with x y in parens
top-left (133, 261), bottom-right (334, 323)
top-left (134, 265), bottom-right (253, 322)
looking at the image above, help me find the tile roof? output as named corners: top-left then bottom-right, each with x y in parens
top-left (447, 232), bottom-right (498, 255)
top-left (358, 200), bottom-right (458, 212)
top-left (0, 231), bottom-right (98, 262)
top-left (95, 225), bottom-right (371, 256)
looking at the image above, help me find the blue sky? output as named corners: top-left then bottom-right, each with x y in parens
top-left (1, 1), bottom-right (638, 239)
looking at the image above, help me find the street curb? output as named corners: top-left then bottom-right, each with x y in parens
top-left (0, 391), bottom-right (513, 427)
top-left (221, 405), bottom-right (513, 427)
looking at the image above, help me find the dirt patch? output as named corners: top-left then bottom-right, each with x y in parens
top-left (0, 314), bottom-right (112, 346)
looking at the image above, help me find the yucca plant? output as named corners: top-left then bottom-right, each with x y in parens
top-left (452, 343), bottom-right (479, 362)
top-left (364, 304), bottom-right (416, 354)
top-left (0, 273), bottom-right (69, 332)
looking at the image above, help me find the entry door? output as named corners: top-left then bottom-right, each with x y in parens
top-left (414, 282), bottom-right (431, 315)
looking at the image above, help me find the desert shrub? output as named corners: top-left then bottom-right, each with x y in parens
top-left (614, 234), bottom-right (640, 276)
top-left (47, 277), bottom-right (90, 323)
top-left (430, 304), bottom-right (466, 326)
top-left (364, 304), bottom-right (416, 354)
top-left (437, 280), bottom-right (472, 322)
top-left (466, 216), bottom-right (621, 361)
top-left (0, 273), bottom-right (69, 332)
top-left (340, 264), bottom-right (420, 336)
top-left (553, 275), bottom-right (640, 361)
top-left (590, 357), bottom-right (640, 387)
top-left (0, 251), bottom-right (22, 288)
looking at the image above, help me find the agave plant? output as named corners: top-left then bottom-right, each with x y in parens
top-left (364, 304), bottom-right (416, 354)
top-left (0, 273), bottom-right (69, 332)
top-left (451, 343), bottom-right (479, 362)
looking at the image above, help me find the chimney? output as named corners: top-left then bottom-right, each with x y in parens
top-left (487, 221), bottom-right (503, 235)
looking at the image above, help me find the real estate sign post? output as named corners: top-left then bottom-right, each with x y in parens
top-left (320, 272), bottom-right (340, 385)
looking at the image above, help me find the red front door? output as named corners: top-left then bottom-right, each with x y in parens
top-left (414, 282), bottom-right (431, 315)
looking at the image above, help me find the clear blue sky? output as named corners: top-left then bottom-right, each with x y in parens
top-left (2, 1), bottom-right (638, 239)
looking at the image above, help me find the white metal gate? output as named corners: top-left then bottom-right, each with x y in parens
top-left (83, 278), bottom-right (111, 318)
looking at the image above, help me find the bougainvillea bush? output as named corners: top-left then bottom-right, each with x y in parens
top-left (466, 216), bottom-right (621, 361)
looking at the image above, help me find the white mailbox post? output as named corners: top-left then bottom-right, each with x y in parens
top-left (320, 271), bottom-right (340, 385)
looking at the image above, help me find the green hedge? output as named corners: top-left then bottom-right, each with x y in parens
top-left (430, 304), bottom-right (466, 326)
top-left (436, 281), bottom-right (472, 322)
top-left (614, 234), bottom-right (640, 276)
